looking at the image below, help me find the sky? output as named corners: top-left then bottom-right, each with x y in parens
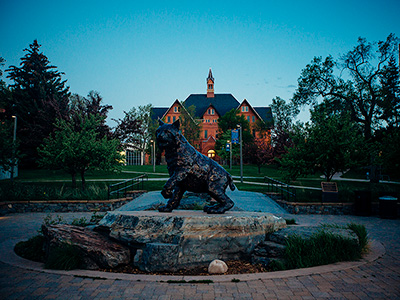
top-left (1, 0), bottom-right (399, 124)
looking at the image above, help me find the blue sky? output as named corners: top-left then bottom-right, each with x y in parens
top-left (1, 0), bottom-right (399, 124)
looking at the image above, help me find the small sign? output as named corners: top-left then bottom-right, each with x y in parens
top-left (321, 182), bottom-right (339, 203)
top-left (226, 143), bottom-right (230, 151)
top-left (321, 182), bottom-right (338, 193)
top-left (231, 129), bottom-right (239, 144)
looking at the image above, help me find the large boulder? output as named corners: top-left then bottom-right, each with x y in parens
top-left (97, 210), bottom-right (286, 272)
top-left (42, 224), bottom-right (130, 270)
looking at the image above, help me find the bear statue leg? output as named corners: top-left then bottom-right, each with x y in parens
top-left (158, 186), bottom-right (185, 213)
top-left (205, 190), bottom-right (234, 214)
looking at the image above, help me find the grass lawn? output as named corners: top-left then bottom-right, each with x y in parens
top-left (1, 164), bottom-right (398, 202)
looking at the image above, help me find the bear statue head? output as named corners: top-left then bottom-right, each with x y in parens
top-left (156, 119), bottom-right (181, 150)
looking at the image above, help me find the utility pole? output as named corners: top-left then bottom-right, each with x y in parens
top-left (11, 116), bottom-right (17, 181)
top-left (150, 139), bottom-right (155, 173)
top-left (237, 124), bottom-right (243, 184)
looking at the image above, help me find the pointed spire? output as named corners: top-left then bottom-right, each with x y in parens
top-left (207, 68), bottom-right (214, 98)
top-left (207, 68), bottom-right (214, 82)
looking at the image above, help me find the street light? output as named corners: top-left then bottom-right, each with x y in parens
top-left (11, 116), bottom-right (17, 181)
top-left (237, 124), bottom-right (243, 184)
top-left (227, 140), bottom-right (232, 170)
top-left (150, 139), bottom-right (155, 173)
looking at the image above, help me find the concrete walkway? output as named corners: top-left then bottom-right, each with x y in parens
top-left (1, 194), bottom-right (400, 299)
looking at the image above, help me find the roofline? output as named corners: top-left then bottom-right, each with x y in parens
top-left (237, 99), bottom-right (267, 124)
top-left (161, 99), bottom-right (198, 125)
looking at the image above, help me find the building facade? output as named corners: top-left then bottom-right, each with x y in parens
top-left (152, 69), bottom-right (273, 160)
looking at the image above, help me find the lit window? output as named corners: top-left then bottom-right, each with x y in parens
top-left (207, 149), bottom-right (216, 158)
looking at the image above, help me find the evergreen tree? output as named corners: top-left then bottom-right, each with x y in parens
top-left (6, 40), bottom-right (70, 167)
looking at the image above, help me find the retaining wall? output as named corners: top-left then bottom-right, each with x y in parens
top-left (274, 199), bottom-right (354, 215)
top-left (0, 191), bottom-right (145, 216)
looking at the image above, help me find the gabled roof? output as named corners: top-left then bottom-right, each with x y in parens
top-left (151, 107), bottom-right (168, 121)
top-left (183, 94), bottom-right (240, 119)
top-left (254, 107), bottom-right (274, 125)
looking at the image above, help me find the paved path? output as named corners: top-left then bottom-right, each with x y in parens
top-left (1, 203), bottom-right (400, 299)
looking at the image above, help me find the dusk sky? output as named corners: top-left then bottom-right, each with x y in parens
top-left (1, 0), bottom-right (399, 124)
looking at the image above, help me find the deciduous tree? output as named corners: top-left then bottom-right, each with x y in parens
top-left (38, 114), bottom-right (122, 189)
top-left (280, 104), bottom-right (362, 181)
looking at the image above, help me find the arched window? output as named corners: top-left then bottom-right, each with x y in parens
top-left (207, 149), bottom-right (216, 158)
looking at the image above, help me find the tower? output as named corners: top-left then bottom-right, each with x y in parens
top-left (206, 68), bottom-right (214, 98)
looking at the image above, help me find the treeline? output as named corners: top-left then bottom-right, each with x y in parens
top-left (260, 34), bottom-right (400, 181)
top-left (0, 40), bottom-right (155, 189)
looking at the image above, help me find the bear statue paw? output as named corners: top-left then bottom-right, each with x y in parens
top-left (158, 205), bottom-right (173, 213)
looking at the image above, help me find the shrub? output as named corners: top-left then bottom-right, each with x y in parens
top-left (14, 235), bottom-right (45, 262)
top-left (71, 217), bottom-right (89, 227)
top-left (44, 243), bottom-right (82, 270)
top-left (285, 218), bottom-right (296, 225)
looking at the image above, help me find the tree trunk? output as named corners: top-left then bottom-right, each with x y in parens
top-left (71, 173), bottom-right (77, 188)
top-left (80, 170), bottom-right (86, 190)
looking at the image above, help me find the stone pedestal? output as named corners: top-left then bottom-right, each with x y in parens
top-left (97, 210), bottom-right (286, 272)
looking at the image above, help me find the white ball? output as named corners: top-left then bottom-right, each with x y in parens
top-left (208, 259), bottom-right (228, 274)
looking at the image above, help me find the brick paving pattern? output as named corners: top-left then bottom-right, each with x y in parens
top-left (0, 212), bottom-right (399, 299)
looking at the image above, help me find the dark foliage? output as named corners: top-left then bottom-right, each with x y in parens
top-left (6, 40), bottom-right (70, 167)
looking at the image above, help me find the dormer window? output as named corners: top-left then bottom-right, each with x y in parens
top-left (241, 106), bottom-right (249, 112)
top-left (208, 108), bottom-right (214, 115)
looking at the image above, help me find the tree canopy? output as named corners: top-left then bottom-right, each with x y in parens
top-left (38, 114), bottom-right (122, 189)
top-left (280, 104), bottom-right (363, 181)
top-left (292, 34), bottom-right (399, 139)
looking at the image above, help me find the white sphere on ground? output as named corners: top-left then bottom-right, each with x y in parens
top-left (208, 259), bottom-right (228, 274)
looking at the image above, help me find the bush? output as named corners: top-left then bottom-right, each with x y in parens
top-left (285, 218), bottom-right (296, 225)
top-left (44, 243), bottom-right (82, 270)
top-left (14, 235), bottom-right (45, 262)
top-left (0, 182), bottom-right (109, 202)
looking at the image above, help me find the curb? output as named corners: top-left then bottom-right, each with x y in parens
top-left (0, 239), bottom-right (385, 283)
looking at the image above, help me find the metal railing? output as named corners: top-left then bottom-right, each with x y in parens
top-left (264, 176), bottom-right (296, 202)
top-left (108, 174), bottom-right (148, 200)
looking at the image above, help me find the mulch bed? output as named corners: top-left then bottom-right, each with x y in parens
top-left (101, 260), bottom-right (269, 276)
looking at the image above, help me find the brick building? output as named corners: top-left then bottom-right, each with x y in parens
top-left (152, 69), bottom-right (273, 160)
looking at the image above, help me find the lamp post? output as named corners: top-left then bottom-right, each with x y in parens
top-left (237, 124), bottom-right (243, 184)
top-left (150, 139), bottom-right (155, 173)
top-left (227, 140), bottom-right (232, 170)
top-left (11, 116), bottom-right (17, 181)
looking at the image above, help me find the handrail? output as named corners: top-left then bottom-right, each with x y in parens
top-left (108, 174), bottom-right (148, 200)
top-left (264, 176), bottom-right (296, 202)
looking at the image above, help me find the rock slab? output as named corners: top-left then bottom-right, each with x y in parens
top-left (42, 224), bottom-right (130, 270)
top-left (97, 210), bottom-right (286, 272)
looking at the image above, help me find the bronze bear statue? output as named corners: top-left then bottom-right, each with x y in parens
top-left (156, 119), bottom-right (235, 214)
